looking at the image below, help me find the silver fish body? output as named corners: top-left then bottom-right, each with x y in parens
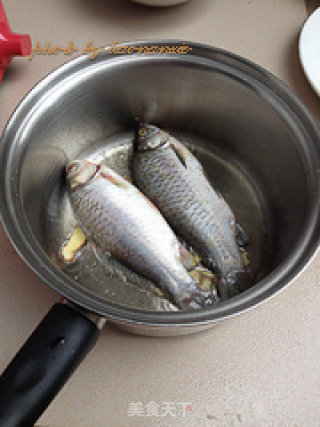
top-left (66, 160), bottom-right (216, 310)
top-left (133, 124), bottom-right (252, 299)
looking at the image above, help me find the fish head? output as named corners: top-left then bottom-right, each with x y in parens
top-left (66, 160), bottom-right (99, 190)
top-left (134, 123), bottom-right (169, 152)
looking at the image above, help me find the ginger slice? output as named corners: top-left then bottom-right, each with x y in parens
top-left (240, 247), bottom-right (250, 267)
top-left (61, 225), bottom-right (87, 262)
top-left (190, 267), bottom-right (218, 292)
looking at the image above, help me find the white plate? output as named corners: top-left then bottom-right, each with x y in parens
top-left (299, 7), bottom-right (320, 97)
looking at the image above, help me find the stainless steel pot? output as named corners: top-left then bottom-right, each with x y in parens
top-left (0, 40), bottom-right (320, 426)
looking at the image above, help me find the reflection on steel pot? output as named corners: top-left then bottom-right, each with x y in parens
top-left (0, 40), bottom-right (320, 426)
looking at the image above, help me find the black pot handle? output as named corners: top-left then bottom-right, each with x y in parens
top-left (0, 302), bottom-right (101, 427)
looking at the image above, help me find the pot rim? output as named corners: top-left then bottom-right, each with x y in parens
top-left (1, 39), bottom-right (320, 328)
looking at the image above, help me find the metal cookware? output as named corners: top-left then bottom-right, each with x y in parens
top-left (0, 40), bottom-right (319, 426)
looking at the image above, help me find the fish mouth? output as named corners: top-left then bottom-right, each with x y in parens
top-left (66, 160), bottom-right (100, 190)
top-left (134, 122), bottom-right (169, 152)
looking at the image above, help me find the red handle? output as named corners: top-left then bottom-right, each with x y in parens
top-left (0, 0), bottom-right (31, 83)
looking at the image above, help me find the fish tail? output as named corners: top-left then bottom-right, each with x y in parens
top-left (218, 270), bottom-right (253, 300)
top-left (170, 276), bottom-right (220, 311)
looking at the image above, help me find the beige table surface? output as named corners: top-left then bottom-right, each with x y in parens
top-left (1, 1), bottom-right (320, 426)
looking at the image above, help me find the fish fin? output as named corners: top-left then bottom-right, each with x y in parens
top-left (217, 279), bottom-right (239, 300)
top-left (175, 274), bottom-right (220, 310)
top-left (169, 137), bottom-right (205, 172)
top-left (61, 225), bottom-right (87, 263)
top-left (169, 137), bottom-right (198, 169)
top-left (99, 166), bottom-right (130, 190)
top-left (218, 270), bottom-right (252, 300)
top-left (236, 223), bottom-right (249, 247)
top-left (101, 167), bottom-right (157, 209)
top-left (168, 138), bottom-right (226, 209)
top-left (179, 244), bottom-right (200, 271)
top-left (91, 242), bottom-right (176, 308)
top-left (170, 141), bottom-right (187, 168)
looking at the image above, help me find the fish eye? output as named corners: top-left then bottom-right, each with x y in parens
top-left (66, 162), bottom-right (79, 174)
top-left (138, 128), bottom-right (148, 137)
